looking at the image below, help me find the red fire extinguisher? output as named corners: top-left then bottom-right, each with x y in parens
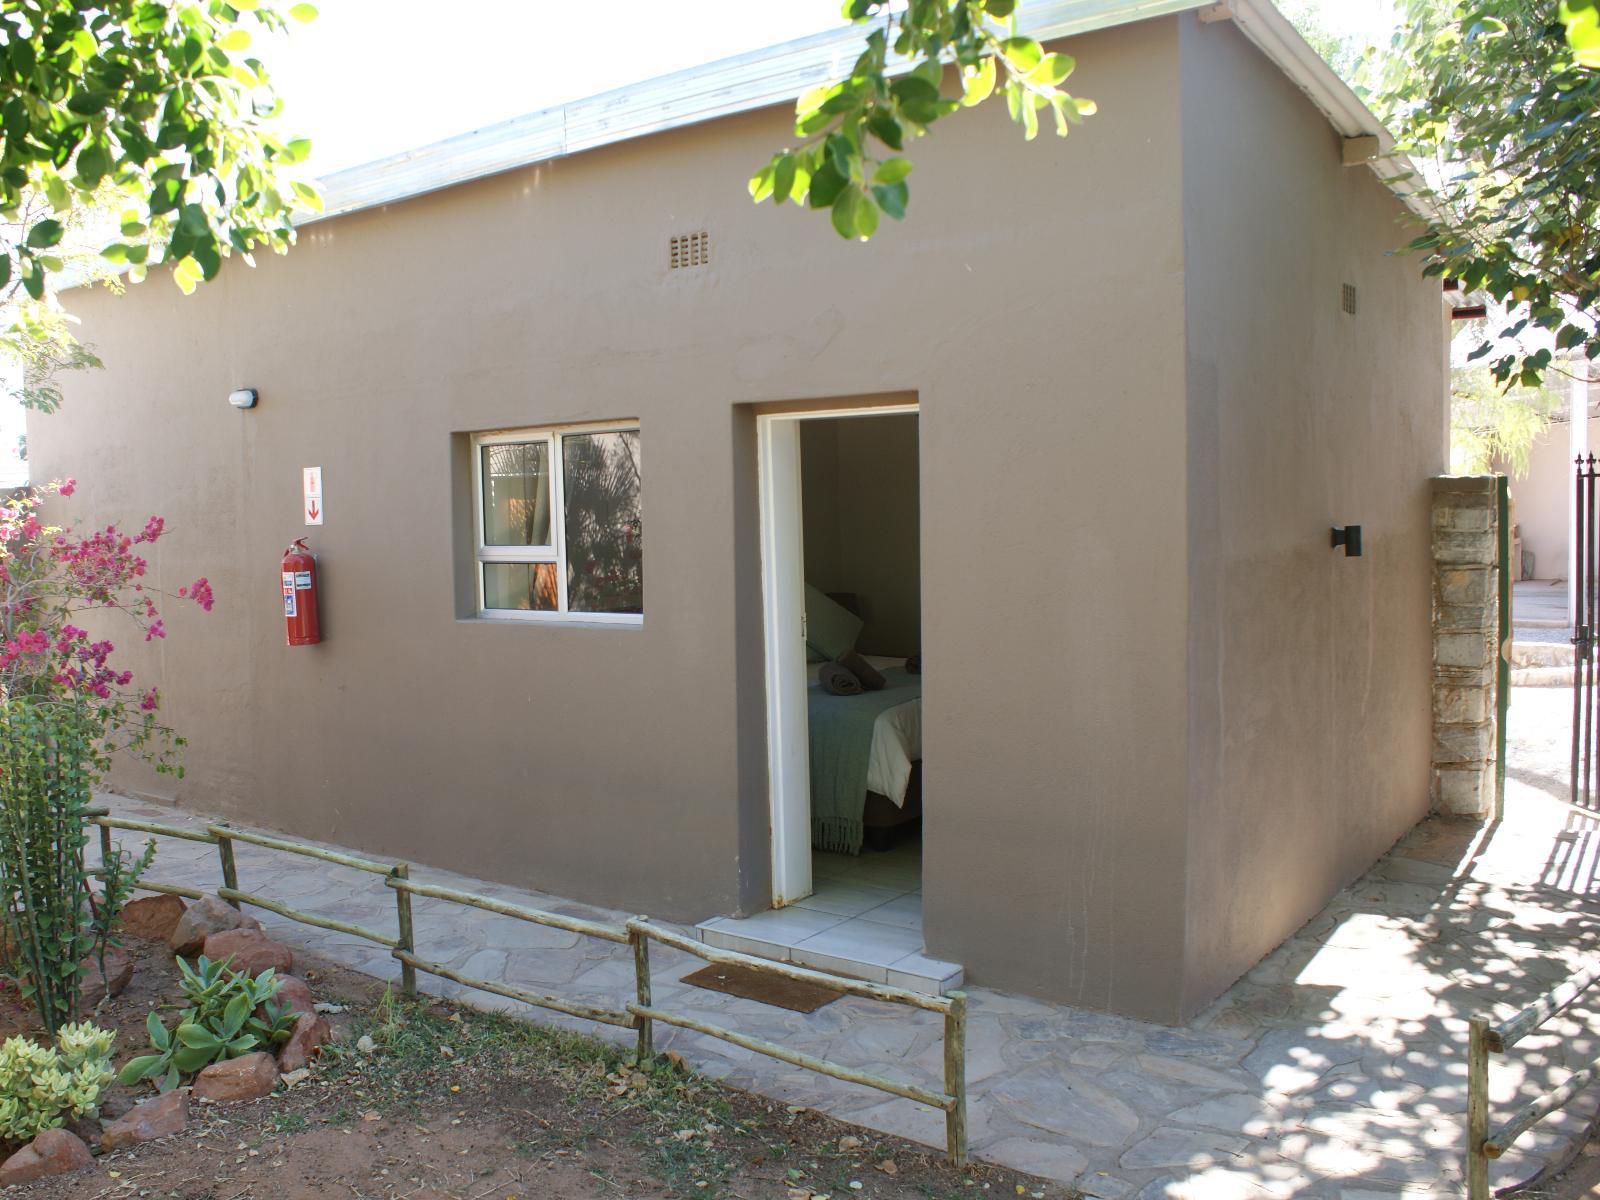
top-left (281, 538), bottom-right (321, 646)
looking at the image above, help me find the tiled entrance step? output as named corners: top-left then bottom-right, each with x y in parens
top-left (695, 881), bottom-right (962, 994)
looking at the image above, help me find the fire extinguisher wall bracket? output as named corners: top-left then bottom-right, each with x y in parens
top-left (282, 538), bottom-right (322, 646)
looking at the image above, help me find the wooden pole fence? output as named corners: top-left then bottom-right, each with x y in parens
top-left (87, 810), bottom-right (969, 1163)
top-left (1468, 960), bottom-right (1600, 1197)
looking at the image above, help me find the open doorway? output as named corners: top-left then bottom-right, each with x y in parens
top-left (698, 401), bottom-right (959, 993)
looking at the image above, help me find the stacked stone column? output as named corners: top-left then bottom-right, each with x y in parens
top-left (1430, 476), bottom-right (1501, 818)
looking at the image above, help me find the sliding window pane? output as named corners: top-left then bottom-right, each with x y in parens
top-left (483, 562), bottom-right (559, 612)
top-left (481, 442), bottom-right (552, 547)
top-left (562, 430), bottom-right (643, 615)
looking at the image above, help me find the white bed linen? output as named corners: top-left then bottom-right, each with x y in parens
top-left (808, 654), bottom-right (922, 806)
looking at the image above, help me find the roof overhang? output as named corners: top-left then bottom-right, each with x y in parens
top-left (315, 0), bottom-right (1427, 226)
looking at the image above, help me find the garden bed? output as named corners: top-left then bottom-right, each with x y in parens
top-left (3, 931), bottom-right (1070, 1199)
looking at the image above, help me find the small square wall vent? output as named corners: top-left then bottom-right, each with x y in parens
top-left (1341, 283), bottom-right (1358, 315)
top-left (669, 231), bottom-right (710, 270)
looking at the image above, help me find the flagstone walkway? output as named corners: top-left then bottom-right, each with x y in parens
top-left (100, 685), bottom-right (1600, 1199)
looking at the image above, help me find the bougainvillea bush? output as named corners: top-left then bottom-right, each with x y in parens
top-left (0, 480), bottom-right (213, 1033)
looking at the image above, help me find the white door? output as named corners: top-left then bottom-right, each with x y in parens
top-left (758, 414), bottom-right (812, 906)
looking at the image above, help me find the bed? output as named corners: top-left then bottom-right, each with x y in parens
top-left (807, 654), bottom-right (922, 855)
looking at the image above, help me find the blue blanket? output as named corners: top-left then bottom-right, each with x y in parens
top-left (808, 667), bottom-right (921, 855)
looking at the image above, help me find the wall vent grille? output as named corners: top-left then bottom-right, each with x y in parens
top-left (1341, 283), bottom-right (1358, 315)
top-left (670, 231), bottom-right (710, 270)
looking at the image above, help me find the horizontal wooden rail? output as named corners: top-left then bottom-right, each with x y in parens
top-left (92, 816), bottom-right (218, 844)
top-left (393, 949), bottom-right (635, 1029)
top-left (385, 876), bottom-right (628, 945)
top-left (89, 809), bottom-right (968, 1164)
top-left (92, 871), bottom-right (207, 901)
top-left (1469, 958), bottom-right (1600, 1198)
top-left (627, 918), bottom-right (954, 1015)
top-left (1492, 962), bottom-right (1600, 1052)
top-left (628, 1002), bottom-right (953, 1110)
top-left (218, 886), bottom-right (398, 948)
top-left (1486, 1057), bottom-right (1600, 1158)
top-left (206, 825), bottom-right (394, 875)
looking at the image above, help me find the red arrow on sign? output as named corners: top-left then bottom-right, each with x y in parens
top-left (307, 500), bottom-right (320, 520)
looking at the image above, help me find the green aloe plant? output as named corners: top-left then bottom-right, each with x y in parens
top-left (119, 956), bottom-right (296, 1092)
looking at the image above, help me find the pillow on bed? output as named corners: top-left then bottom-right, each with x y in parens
top-left (805, 584), bottom-right (863, 661)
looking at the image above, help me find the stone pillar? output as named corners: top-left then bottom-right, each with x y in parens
top-left (1431, 476), bottom-right (1501, 817)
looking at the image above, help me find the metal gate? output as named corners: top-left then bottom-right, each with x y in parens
top-left (1574, 456), bottom-right (1598, 810)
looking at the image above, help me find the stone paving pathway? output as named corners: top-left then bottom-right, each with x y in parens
top-left (99, 685), bottom-right (1600, 1199)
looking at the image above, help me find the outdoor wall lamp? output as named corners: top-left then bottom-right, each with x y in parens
top-left (228, 387), bottom-right (258, 410)
top-left (1331, 525), bottom-right (1363, 557)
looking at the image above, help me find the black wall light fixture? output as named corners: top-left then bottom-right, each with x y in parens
top-left (1331, 525), bottom-right (1363, 557)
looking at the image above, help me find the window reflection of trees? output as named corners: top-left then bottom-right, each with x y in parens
top-left (562, 431), bottom-right (643, 614)
top-left (484, 443), bottom-right (550, 546)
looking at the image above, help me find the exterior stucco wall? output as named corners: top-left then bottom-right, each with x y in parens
top-left (1177, 15), bottom-right (1445, 1015)
top-left (1505, 415), bottom-right (1599, 581)
top-left (35, 19), bottom-right (1193, 1018)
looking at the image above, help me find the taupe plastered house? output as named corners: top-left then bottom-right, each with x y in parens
top-left (37, 0), bottom-right (1451, 1025)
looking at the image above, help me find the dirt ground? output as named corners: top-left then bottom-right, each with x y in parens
top-left (0, 935), bottom-right (1070, 1200)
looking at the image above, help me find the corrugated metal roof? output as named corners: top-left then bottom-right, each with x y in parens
top-left (316, 0), bottom-right (1418, 223)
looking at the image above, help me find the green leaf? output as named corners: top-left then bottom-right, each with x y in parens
top-left (1000, 37), bottom-right (1042, 73)
top-left (76, 143), bottom-right (110, 188)
top-left (26, 220), bottom-right (63, 249)
top-left (222, 991), bottom-right (251, 1038)
top-left (748, 163), bottom-right (775, 202)
top-left (865, 108), bottom-right (903, 150)
top-left (176, 1023), bottom-right (222, 1050)
top-left (871, 180), bottom-right (908, 219)
top-left (171, 255), bottom-right (204, 295)
top-left (854, 192), bottom-right (880, 240)
top-left (118, 1055), bottom-right (164, 1085)
top-left (961, 57), bottom-right (996, 107)
top-left (773, 154), bottom-right (797, 204)
top-left (1027, 53), bottom-right (1075, 87)
top-left (808, 161), bottom-right (848, 208)
top-left (170, 1044), bottom-right (213, 1073)
top-left (831, 187), bottom-right (861, 239)
top-left (873, 157), bottom-right (912, 184)
top-left (43, 174), bottom-right (70, 212)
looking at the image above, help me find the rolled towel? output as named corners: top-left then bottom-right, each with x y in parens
top-left (905, 654), bottom-right (921, 675)
top-left (819, 661), bottom-right (863, 696)
top-left (839, 651), bottom-right (886, 691)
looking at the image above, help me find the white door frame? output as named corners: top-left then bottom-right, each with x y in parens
top-left (757, 401), bottom-right (919, 907)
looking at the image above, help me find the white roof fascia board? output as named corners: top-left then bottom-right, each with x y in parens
top-left (1210, 0), bottom-right (1432, 219)
top-left (316, 0), bottom-right (1210, 221)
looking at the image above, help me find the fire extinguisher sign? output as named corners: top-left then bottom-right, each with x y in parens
top-left (303, 467), bottom-right (323, 526)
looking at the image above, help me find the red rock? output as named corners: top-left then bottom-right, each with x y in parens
top-left (170, 895), bottom-right (260, 957)
top-left (0, 1128), bottom-right (92, 1185)
top-left (266, 974), bottom-right (315, 1019)
top-left (100, 1089), bottom-right (189, 1150)
top-left (79, 947), bottom-right (134, 1007)
top-left (202, 929), bottom-right (292, 977)
top-left (192, 1052), bottom-right (278, 1104)
top-left (120, 894), bottom-right (187, 941)
top-left (276, 1013), bottom-right (330, 1073)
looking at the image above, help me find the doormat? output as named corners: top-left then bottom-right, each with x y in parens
top-left (680, 963), bottom-right (843, 1013)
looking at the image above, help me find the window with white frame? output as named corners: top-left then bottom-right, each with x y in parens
top-left (472, 423), bottom-right (642, 621)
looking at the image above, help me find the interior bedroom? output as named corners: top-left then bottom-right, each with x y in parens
top-left (793, 411), bottom-right (927, 967)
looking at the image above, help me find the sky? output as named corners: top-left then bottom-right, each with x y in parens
top-left (1, 0), bottom-right (1403, 484)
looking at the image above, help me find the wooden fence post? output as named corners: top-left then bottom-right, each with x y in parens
top-left (1468, 1016), bottom-right (1491, 1200)
top-left (393, 864), bottom-right (416, 1000)
top-left (944, 990), bottom-right (968, 1167)
top-left (215, 824), bottom-right (239, 908)
top-left (630, 922), bottom-right (653, 1065)
top-left (97, 822), bottom-right (113, 874)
